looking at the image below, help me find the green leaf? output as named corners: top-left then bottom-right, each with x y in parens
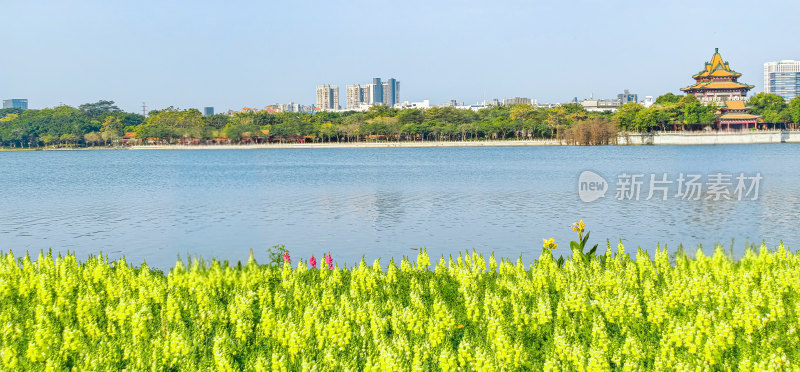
top-left (581, 231), bottom-right (591, 249)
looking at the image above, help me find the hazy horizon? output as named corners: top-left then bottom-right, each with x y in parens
top-left (2, 0), bottom-right (798, 113)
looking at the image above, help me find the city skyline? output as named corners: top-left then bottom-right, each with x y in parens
top-left (2, 1), bottom-right (798, 113)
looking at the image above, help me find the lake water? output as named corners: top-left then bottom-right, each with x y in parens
top-left (1, 145), bottom-right (798, 269)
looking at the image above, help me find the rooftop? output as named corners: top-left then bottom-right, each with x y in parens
top-left (691, 48), bottom-right (742, 79)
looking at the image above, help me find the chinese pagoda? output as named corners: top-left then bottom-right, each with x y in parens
top-left (681, 48), bottom-right (760, 129)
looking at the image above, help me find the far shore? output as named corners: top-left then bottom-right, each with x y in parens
top-left (3, 130), bottom-right (800, 151)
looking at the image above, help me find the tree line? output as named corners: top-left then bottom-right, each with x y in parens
top-left (1, 94), bottom-right (799, 147)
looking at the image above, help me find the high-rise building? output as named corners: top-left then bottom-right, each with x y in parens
top-left (203, 107), bottom-right (214, 116)
top-left (764, 60), bottom-right (800, 101)
top-left (382, 78), bottom-right (399, 107)
top-left (346, 84), bottom-right (373, 109)
top-left (316, 85), bottom-right (339, 111)
top-left (370, 78), bottom-right (383, 105)
top-left (2, 99), bottom-right (28, 110)
top-left (345, 78), bottom-right (400, 107)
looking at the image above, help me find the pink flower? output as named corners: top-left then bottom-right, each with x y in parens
top-left (325, 252), bottom-right (333, 270)
top-left (283, 251), bottom-right (290, 264)
top-left (309, 255), bottom-right (317, 269)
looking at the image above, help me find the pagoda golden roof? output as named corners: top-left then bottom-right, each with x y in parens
top-left (681, 80), bottom-right (755, 91)
top-left (709, 69), bottom-right (738, 77)
top-left (718, 113), bottom-right (761, 120)
top-left (692, 48), bottom-right (742, 79)
top-left (722, 100), bottom-right (747, 109)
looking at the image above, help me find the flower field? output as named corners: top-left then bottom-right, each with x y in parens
top-left (0, 244), bottom-right (799, 371)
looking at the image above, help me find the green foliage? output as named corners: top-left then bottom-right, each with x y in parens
top-left (267, 244), bottom-right (288, 266)
top-left (0, 102), bottom-right (142, 147)
top-left (2, 93), bottom-right (798, 147)
top-left (0, 245), bottom-right (799, 370)
top-left (614, 103), bottom-right (644, 131)
top-left (790, 97), bottom-right (800, 124)
top-left (79, 100), bottom-right (121, 119)
top-left (655, 93), bottom-right (681, 105)
top-left (0, 107), bottom-right (24, 118)
top-left (749, 93), bottom-right (790, 123)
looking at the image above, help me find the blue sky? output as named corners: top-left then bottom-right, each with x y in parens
top-left (2, 0), bottom-right (797, 113)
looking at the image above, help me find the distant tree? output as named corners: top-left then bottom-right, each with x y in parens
top-left (341, 115), bottom-right (363, 142)
top-left (748, 93), bottom-right (787, 114)
top-left (789, 97), bottom-right (800, 124)
top-left (0, 107), bottom-right (23, 118)
top-left (563, 119), bottom-right (617, 145)
top-left (396, 109), bottom-right (424, 126)
top-left (100, 116), bottom-right (123, 145)
top-left (117, 112), bottom-right (145, 128)
top-left (509, 104), bottom-right (536, 122)
top-left (0, 113), bottom-right (18, 122)
top-left (365, 105), bottom-right (394, 119)
top-left (83, 131), bottom-right (103, 146)
top-left (748, 93), bottom-right (789, 123)
top-left (222, 125), bottom-right (242, 142)
top-left (40, 134), bottom-right (57, 147)
top-left (79, 100), bottom-right (121, 118)
top-left (632, 109), bottom-right (657, 131)
top-left (614, 103), bottom-right (644, 131)
top-left (655, 93), bottom-right (682, 105)
top-left (318, 122), bottom-right (335, 142)
top-left (59, 133), bottom-right (79, 145)
top-left (545, 106), bottom-right (568, 138)
top-left (204, 114), bottom-right (230, 129)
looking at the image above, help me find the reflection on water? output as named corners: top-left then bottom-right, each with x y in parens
top-left (0, 145), bottom-right (798, 269)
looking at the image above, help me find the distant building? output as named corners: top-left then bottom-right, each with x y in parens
top-left (371, 78), bottom-right (383, 105)
top-left (641, 96), bottom-right (655, 108)
top-left (393, 100), bottom-right (430, 110)
top-left (535, 102), bottom-right (561, 109)
top-left (230, 103), bottom-right (314, 115)
top-left (617, 89), bottom-right (638, 104)
top-left (345, 78), bottom-right (400, 110)
top-left (2, 99), bottom-right (28, 110)
top-left (344, 78), bottom-right (400, 107)
top-left (580, 99), bottom-right (621, 112)
top-left (279, 102), bottom-right (300, 113)
top-left (502, 97), bottom-right (533, 105)
top-left (441, 99), bottom-right (461, 107)
top-left (577, 90), bottom-right (639, 112)
top-left (346, 84), bottom-right (372, 109)
top-left (316, 85), bottom-right (340, 111)
top-left (382, 78), bottom-right (400, 107)
top-left (764, 60), bottom-right (800, 101)
top-left (276, 102), bottom-right (314, 113)
top-left (203, 107), bottom-right (214, 116)
top-left (438, 100), bottom-right (491, 111)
